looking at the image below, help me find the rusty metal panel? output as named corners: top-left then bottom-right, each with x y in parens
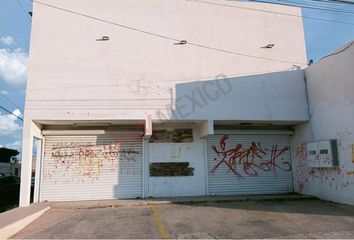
top-left (207, 134), bottom-right (293, 195)
top-left (41, 131), bottom-right (142, 201)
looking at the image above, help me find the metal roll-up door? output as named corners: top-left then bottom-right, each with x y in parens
top-left (41, 131), bottom-right (142, 201)
top-left (208, 134), bottom-right (293, 195)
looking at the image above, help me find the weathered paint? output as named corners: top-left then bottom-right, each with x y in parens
top-left (293, 42), bottom-right (354, 205)
top-left (41, 131), bottom-right (143, 201)
top-left (208, 134), bottom-right (293, 195)
top-left (21, 0), bottom-right (309, 205)
top-left (25, 0), bottom-right (307, 122)
top-left (147, 128), bottom-right (206, 197)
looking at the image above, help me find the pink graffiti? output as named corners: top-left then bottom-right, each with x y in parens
top-left (211, 135), bottom-right (291, 178)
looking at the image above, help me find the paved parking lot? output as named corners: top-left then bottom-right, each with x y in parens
top-left (12, 199), bottom-right (354, 239)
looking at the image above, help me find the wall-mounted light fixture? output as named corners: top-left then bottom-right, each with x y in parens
top-left (261, 43), bottom-right (275, 49)
top-left (97, 36), bottom-right (110, 41)
top-left (174, 40), bottom-right (188, 45)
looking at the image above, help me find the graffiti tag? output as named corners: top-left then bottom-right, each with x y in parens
top-left (211, 135), bottom-right (291, 178)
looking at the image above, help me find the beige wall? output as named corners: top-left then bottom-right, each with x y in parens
top-left (25, 0), bottom-right (307, 122)
top-left (21, 0), bottom-right (308, 206)
top-left (293, 42), bottom-right (354, 205)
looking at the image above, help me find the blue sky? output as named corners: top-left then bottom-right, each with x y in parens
top-left (0, 0), bottom-right (353, 152)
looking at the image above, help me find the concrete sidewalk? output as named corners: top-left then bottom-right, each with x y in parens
top-left (0, 203), bottom-right (50, 239)
top-left (50, 193), bottom-right (316, 209)
top-left (12, 198), bottom-right (354, 239)
top-left (0, 194), bottom-right (314, 239)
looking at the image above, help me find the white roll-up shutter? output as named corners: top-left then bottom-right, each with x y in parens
top-left (41, 131), bottom-right (142, 201)
top-left (207, 134), bottom-right (293, 195)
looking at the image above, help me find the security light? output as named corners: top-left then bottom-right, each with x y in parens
top-left (174, 40), bottom-right (188, 45)
top-left (261, 44), bottom-right (275, 49)
top-left (97, 36), bottom-right (110, 41)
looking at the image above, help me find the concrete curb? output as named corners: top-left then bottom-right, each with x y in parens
top-left (50, 194), bottom-right (317, 209)
top-left (0, 205), bottom-right (50, 239)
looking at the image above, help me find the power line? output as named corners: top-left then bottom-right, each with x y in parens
top-left (249, 0), bottom-right (354, 15)
top-left (313, 0), bottom-right (354, 5)
top-left (0, 40), bottom-right (27, 67)
top-left (0, 39), bottom-right (26, 114)
top-left (31, 0), bottom-right (306, 64)
top-left (0, 91), bottom-right (24, 113)
top-left (321, 40), bottom-right (354, 58)
top-left (330, 0), bottom-right (354, 5)
top-left (293, 0), bottom-right (354, 10)
top-left (187, 42), bottom-right (305, 64)
top-left (187, 0), bottom-right (354, 26)
top-left (16, 0), bottom-right (32, 21)
top-left (32, 0), bottom-right (179, 42)
top-left (0, 105), bottom-right (24, 122)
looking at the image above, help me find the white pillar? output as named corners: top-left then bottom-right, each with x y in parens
top-left (199, 120), bottom-right (214, 138)
top-left (33, 138), bottom-right (42, 203)
top-left (19, 119), bottom-right (34, 207)
top-left (145, 114), bottom-right (152, 138)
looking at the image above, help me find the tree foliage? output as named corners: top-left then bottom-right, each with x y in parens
top-left (0, 148), bottom-right (19, 163)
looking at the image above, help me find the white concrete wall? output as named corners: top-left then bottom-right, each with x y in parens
top-left (147, 128), bottom-right (206, 197)
top-left (25, 0), bottom-right (307, 122)
top-left (19, 121), bottom-right (43, 206)
top-left (293, 42), bottom-right (354, 205)
top-left (21, 0), bottom-right (309, 205)
top-left (171, 70), bottom-right (308, 121)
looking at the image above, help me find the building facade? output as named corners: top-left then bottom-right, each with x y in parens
top-left (293, 42), bottom-right (354, 205)
top-left (20, 0), bottom-right (312, 206)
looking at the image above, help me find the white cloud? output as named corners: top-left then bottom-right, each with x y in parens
top-left (0, 49), bottom-right (28, 85)
top-left (0, 90), bottom-right (9, 95)
top-left (0, 36), bottom-right (28, 85)
top-left (0, 36), bottom-right (15, 46)
top-left (6, 140), bottom-right (22, 151)
top-left (10, 109), bottom-right (22, 120)
top-left (0, 109), bottom-right (22, 135)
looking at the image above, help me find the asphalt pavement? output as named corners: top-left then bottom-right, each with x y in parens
top-left (12, 199), bottom-right (354, 239)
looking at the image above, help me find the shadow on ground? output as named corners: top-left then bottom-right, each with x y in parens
top-left (172, 198), bottom-right (354, 217)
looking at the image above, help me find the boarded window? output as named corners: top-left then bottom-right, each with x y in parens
top-left (320, 149), bottom-right (328, 154)
top-left (309, 150), bottom-right (317, 155)
top-left (149, 162), bottom-right (194, 176)
top-left (149, 129), bottom-right (193, 143)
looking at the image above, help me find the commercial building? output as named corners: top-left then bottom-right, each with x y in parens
top-left (20, 0), bottom-right (354, 206)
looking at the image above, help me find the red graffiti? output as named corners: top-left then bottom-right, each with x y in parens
top-left (295, 142), bottom-right (354, 191)
top-left (306, 168), bottom-right (353, 189)
top-left (211, 135), bottom-right (291, 178)
top-left (295, 143), bottom-right (308, 191)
